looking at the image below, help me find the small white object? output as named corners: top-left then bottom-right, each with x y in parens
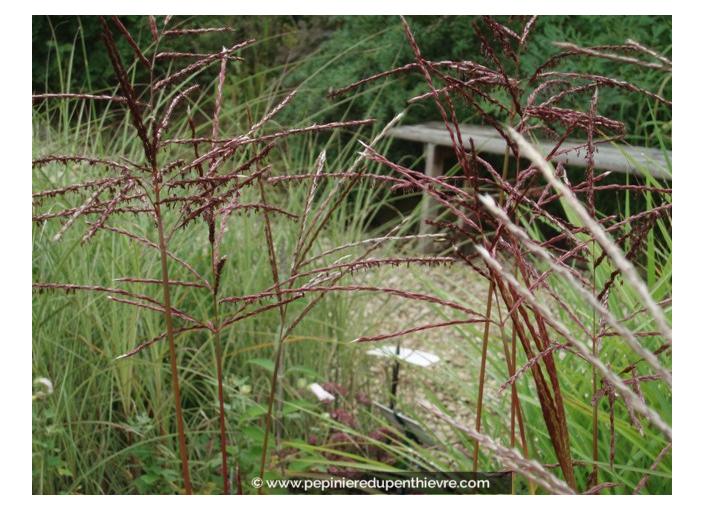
top-left (309, 383), bottom-right (335, 402)
top-left (367, 346), bottom-right (440, 367)
top-left (34, 377), bottom-right (54, 395)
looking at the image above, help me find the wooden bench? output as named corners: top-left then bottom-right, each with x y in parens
top-left (387, 122), bottom-right (672, 251)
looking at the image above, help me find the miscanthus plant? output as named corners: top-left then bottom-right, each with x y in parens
top-left (32, 15), bottom-right (446, 494)
top-left (331, 16), bottom-right (671, 494)
top-left (33, 15), bottom-right (672, 495)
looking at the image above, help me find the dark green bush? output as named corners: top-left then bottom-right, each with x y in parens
top-left (33, 15), bottom-right (671, 142)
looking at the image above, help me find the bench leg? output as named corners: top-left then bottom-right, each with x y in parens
top-left (418, 143), bottom-right (445, 253)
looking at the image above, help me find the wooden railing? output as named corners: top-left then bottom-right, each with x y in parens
top-left (387, 122), bottom-right (671, 252)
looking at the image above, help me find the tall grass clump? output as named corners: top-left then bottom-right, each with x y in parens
top-left (330, 15), bottom-right (671, 494)
top-left (32, 15), bottom-right (432, 494)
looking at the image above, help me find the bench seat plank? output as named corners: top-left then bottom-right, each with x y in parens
top-left (389, 122), bottom-right (671, 179)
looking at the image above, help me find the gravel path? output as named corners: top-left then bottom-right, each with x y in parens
top-left (347, 258), bottom-right (518, 456)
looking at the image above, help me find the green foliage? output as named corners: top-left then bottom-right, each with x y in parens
top-left (279, 16), bottom-right (671, 139)
top-left (32, 16), bottom-right (301, 95)
top-left (526, 15), bottom-right (672, 145)
top-left (33, 16), bottom-right (146, 94)
top-left (34, 15), bottom-right (671, 143)
top-left (282, 16), bottom-right (480, 125)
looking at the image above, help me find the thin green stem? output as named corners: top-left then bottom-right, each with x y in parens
top-left (258, 337), bottom-right (285, 494)
top-left (211, 271), bottom-right (229, 495)
top-left (591, 245), bottom-right (599, 488)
